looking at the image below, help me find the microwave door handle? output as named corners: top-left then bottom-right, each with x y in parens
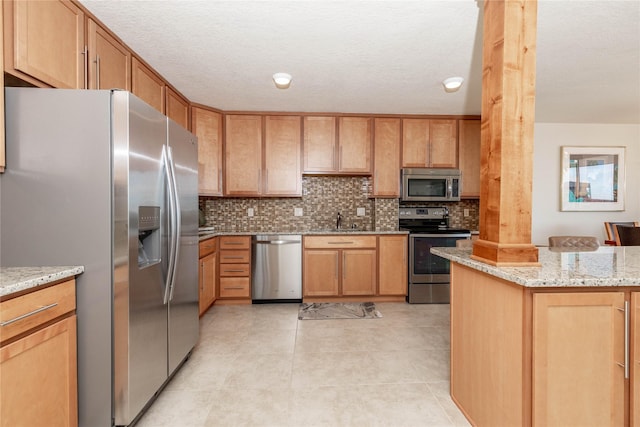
top-left (447, 179), bottom-right (452, 199)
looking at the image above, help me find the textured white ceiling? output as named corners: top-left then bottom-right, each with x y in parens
top-left (79, 0), bottom-right (640, 123)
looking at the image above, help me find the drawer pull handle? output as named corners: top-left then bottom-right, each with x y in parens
top-left (224, 286), bottom-right (245, 290)
top-left (223, 242), bottom-right (245, 246)
top-left (328, 241), bottom-right (353, 244)
top-left (0, 303), bottom-right (58, 327)
top-left (223, 269), bottom-right (246, 273)
top-left (223, 256), bottom-right (245, 260)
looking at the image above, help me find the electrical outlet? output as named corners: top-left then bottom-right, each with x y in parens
top-left (356, 207), bottom-right (366, 216)
top-left (247, 208), bottom-right (254, 217)
top-left (464, 209), bottom-right (470, 217)
top-left (294, 207), bottom-right (303, 217)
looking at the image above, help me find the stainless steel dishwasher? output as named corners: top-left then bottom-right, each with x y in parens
top-left (251, 235), bottom-right (302, 302)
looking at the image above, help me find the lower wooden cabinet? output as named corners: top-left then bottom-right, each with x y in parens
top-left (451, 263), bottom-right (637, 427)
top-left (218, 236), bottom-right (251, 301)
top-left (533, 292), bottom-right (625, 426)
top-left (0, 279), bottom-right (78, 427)
top-left (198, 238), bottom-right (217, 315)
top-left (303, 234), bottom-right (406, 300)
top-left (378, 235), bottom-right (408, 296)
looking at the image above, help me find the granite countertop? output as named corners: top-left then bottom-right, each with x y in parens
top-left (431, 246), bottom-right (640, 288)
top-left (198, 229), bottom-right (409, 241)
top-left (0, 266), bottom-right (84, 297)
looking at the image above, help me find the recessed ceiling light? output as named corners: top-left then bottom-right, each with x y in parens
top-left (442, 77), bottom-right (464, 93)
top-left (273, 73), bottom-right (292, 89)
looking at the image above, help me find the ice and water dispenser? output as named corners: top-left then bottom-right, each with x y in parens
top-left (138, 206), bottom-right (161, 268)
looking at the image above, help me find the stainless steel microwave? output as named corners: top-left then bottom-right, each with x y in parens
top-left (401, 168), bottom-right (462, 202)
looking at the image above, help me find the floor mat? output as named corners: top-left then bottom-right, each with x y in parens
top-left (298, 302), bottom-right (382, 320)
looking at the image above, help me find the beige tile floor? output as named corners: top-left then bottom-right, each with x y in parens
top-left (136, 302), bottom-right (471, 427)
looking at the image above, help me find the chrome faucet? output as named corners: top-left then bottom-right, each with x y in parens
top-left (336, 212), bottom-right (342, 229)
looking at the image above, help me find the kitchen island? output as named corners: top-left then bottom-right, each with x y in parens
top-left (431, 246), bottom-right (640, 427)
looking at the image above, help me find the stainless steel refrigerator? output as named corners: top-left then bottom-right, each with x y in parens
top-left (0, 88), bottom-right (199, 427)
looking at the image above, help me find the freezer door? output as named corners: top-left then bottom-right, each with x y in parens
top-left (113, 92), bottom-right (169, 426)
top-left (166, 118), bottom-right (199, 374)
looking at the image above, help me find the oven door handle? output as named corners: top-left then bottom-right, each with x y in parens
top-left (410, 233), bottom-right (471, 238)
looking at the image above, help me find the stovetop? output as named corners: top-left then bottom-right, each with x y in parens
top-left (398, 206), bottom-right (470, 234)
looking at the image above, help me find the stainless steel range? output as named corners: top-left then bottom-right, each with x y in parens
top-left (399, 207), bottom-right (471, 303)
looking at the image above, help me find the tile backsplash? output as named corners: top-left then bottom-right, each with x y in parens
top-left (200, 176), bottom-right (479, 232)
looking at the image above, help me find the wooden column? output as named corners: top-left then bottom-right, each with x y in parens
top-left (472, 0), bottom-right (540, 266)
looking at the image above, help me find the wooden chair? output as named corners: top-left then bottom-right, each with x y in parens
top-left (548, 236), bottom-right (600, 251)
top-left (604, 221), bottom-right (639, 245)
top-left (615, 225), bottom-right (640, 246)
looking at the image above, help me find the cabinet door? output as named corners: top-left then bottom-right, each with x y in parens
top-left (303, 116), bottom-right (336, 173)
top-left (199, 252), bottom-right (216, 315)
top-left (192, 107), bottom-right (223, 196)
top-left (458, 119), bottom-right (481, 198)
top-left (225, 115), bottom-right (263, 196)
top-left (303, 250), bottom-right (339, 297)
top-left (402, 118), bottom-right (429, 167)
top-left (9, 0), bottom-right (85, 88)
top-left (378, 235), bottom-right (407, 295)
top-left (131, 57), bottom-right (165, 113)
top-left (264, 116), bottom-right (302, 196)
top-left (342, 249), bottom-right (376, 296)
top-left (1, 316), bottom-right (77, 427)
top-left (338, 117), bottom-right (371, 173)
top-left (166, 87), bottom-right (190, 130)
top-left (87, 18), bottom-right (130, 91)
top-left (430, 119), bottom-right (457, 168)
top-left (633, 292), bottom-right (640, 427)
top-left (373, 118), bottom-right (401, 197)
top-left (533, 292), bottom-right (625, 427)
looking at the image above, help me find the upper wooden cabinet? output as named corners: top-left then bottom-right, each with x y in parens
top-left (224, 115), bottom-right (263, 196)
top-left (87, 18), bottom-right (130, 91)
top-left (192, 107), bottom-right (223, 196)
top-left (373, 118), bottom-right (401, 197)
top-left (131, 56), bottom-right (165, 113)
top-left (402, 118), bottom-right (457, 168)
top-left (458, 119), bottom-right (481, 198)
top-left (338, 116), bottom-right (372, 174)
top-left (264, 116), bottom-right (302, 196)
top-left (303, 116), bottom-right (372, 175)
top-left (166, 87), bottom-right (190, 130)
top-left (303, 116), bottom-right (336, 173)
top-left (3, 0), bottom-right (85, 88)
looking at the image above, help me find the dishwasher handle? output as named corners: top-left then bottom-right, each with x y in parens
top-left (254, 240), bottom-right (300, 245)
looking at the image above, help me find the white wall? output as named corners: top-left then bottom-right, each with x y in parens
top-left (532, 123), bottom-right (640, 246)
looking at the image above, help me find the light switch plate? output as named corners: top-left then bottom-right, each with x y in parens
top-left (247, 208), bottom-right (254, 217)
top-left (464, 209), bottom-right (470, 217)
top-left (294, 208), bottom-right (303, 217)
top-left (356, 207), bottom-right (365, 216)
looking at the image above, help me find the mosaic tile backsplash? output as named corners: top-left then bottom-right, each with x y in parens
top-left (200, 176), bottom-right (480, 232)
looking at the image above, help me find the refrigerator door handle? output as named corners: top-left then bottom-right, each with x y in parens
top-left (166, 145), bottom-right (181, 302)
top-left (163, 145), bottom-right (177, 305)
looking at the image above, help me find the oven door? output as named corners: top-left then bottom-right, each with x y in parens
top-left (409, 233), bottom-right (469, 283)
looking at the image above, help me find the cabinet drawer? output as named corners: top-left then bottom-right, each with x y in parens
top-left (219, 236), bottom-right (250, 250)
top-left (219, 250), bottom-right (250, 264)
top-left (0, 279), bottom-right (76, 343)
top-left (304, 235), bottom-right (377, 249)
top-left (199, 237), bottom-right (217, 258)
top-left (219, 277), bottom-right (250, 298)
top-left (219, 264), bottom-right (250, 277)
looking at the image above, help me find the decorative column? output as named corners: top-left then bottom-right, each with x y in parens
top-left (472, 0), bottom-right (540, 266)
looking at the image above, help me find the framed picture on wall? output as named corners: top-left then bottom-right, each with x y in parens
top-left (561, 146), bottom-right (625, 211)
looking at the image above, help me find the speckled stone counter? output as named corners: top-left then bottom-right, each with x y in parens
top-left (199, 229), bottom-right (409, 241)
top-left (0, 266), bottom-right (84, 297)
top-left (431, 246), bottom-right (640, 287)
